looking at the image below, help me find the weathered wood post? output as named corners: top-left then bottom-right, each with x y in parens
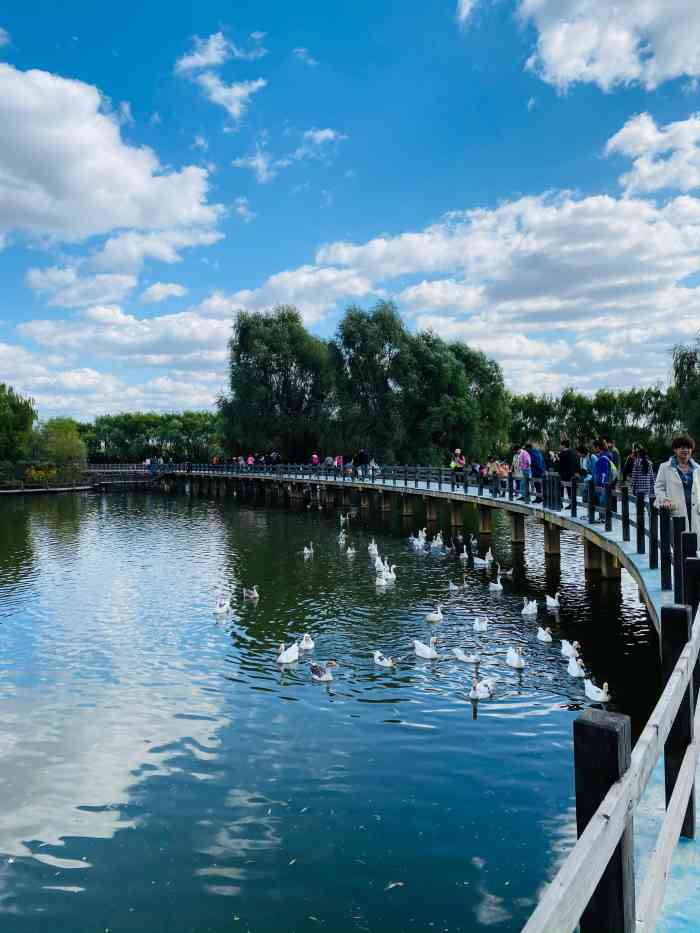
top-left (478, 505), bottom-right (492, 534)
top-left (673, 516), bottom-right (686, 603)
top-left (507, 472), bottom-right (514, 501)
top-left (523, 474), bottom-right (531, 503)
top-left (571, 476), bottom-right (578, 517)
top-left (574, 709), bottom-right (635, 933)
top-left (425, 496), bottom-right (438, 523)
top-left (683, 555), bottom-right (700, 708)
top-left (543, 522), bottom-right (560, 555)
top-left (649, 501), bottom-right (659, 570)
top-left (605, 484), bottom-right (613, 532)
top-left (621, 486), bottom-right (630, 542)
top-left (450, 501), bottom-right (463, 527)
top-left (588, 487), bottom-right (596, 524)
top-left (636, 494), bottom-right (646, 554)
top-left (661, 604), bottom-right (695, 839)
top-left (510, 512), bottom-right (525, 544)
top-left (660, 508), bottom-right (673, 590)
top-left (477, 472), bottom-right (484, 496)
top-left (401, 494), bottom-right (413, 517)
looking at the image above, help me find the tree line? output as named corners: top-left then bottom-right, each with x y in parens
top-left (2, 308), bottom-right (699, 473)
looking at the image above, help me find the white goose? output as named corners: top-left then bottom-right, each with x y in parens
top-left (473, 617), bottom-right (489, 633)
top-left (384, 564), bottom-right (397, 581)
top-left (489, 567), bottom-right (503, 592)
top-left (521, 597), bottom-right (538, 616)
top-left (452, 647), bottom-right (479, 663)
top-left (277, 642), bottom-right (299, 664)
top-left (243, 585), bottom-right (259, 601)
top-left (426, 604), bottom-right (443, 623)
top-left (303, 543), bottom-right (314, 560)
top-left (374, 555), bottom-right (385, 573)
top-left (567, 655), bottom-right (586, 678)
top-left (546, 592), bottom-right (561, 610)
top-left (414, 637), bottom-right (439, 660)
top-left (375, 574), bottom-right (389, 588)
top-left (484, 547), bottom-right (494, 563)
top-left (300, 633), bottom-right (315, 650)
top-left (368, 538), bottom-right (379, 556)
top-left (346, 546), bottom-right (356, 558)
top-left (473, 555), bottom-right (489, 569)
top-left (310, 660), bottom-right (338, 682)
top-left (470, 675), bottom-right (497, 700)
top-left (561, 639), bottom-right (580, 658)
top-left (213, 595), bottom-right (231, 615)
top-left (536, 626), bottom-right (553, 643)
top-left (338, 532), bottom-right (347, 548)
top-left (373, 650), bottom-right (395, 667)
top-left (459, 545), bottom-right (469, 562)
top-left (584, 679), bottom-right (611, 702)
top-left (506, 646), bottom-right (526, 669)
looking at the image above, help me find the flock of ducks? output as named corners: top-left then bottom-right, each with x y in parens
top-left (214, 514), bottom-right (612, 702)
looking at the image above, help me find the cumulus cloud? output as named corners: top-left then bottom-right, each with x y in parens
top-left (293, 47), bottom-right (319, 67)
top-left (0, 64), bottom-right (222, 241)
top-left (293, 127), bottom-right (348, 160)
top-left (140, 282), bottom-right (188, 303)
top-left (606, 112), bottom-right (700, 194)
top-left (232, 144), bottom-right (279, 183)
top-left (26, 267), bottom-right (137, 307)
top-left (174, 32), bottom-right (232, 74)
top-left (194, 72), bottom-right (266, 124)
top-left (234, 197), bottom-right (256, 223)
top-left (456, 0), bottom-right (477, 27)
top-left (89, 228), bottom-right (223, 272)
top-left (518, 0), bottom-right (700, 91)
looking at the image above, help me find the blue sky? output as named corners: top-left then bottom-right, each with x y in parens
top-left (2, 1), bottom-right (700, 419)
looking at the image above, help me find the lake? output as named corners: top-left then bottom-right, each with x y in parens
top-left (0, 491), bottom-right (660, 932)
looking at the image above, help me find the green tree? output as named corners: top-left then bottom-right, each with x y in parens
top-left (36, 418), bottom-right (87, 464)
top-left (672, 339), bottom-right (700, 440)
top-left (219, 306), bottom-right (332, 460)
top-left (0, 383), bottom-right (37, 461)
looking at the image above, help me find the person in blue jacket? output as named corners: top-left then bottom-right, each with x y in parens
top-left (592, 438), bottom-right (615, 510)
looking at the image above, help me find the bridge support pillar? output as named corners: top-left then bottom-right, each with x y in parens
top-left (584, 539), bottom-right (602, 573)
top-left (544, 522), bottom-right (561, 555)
top-left (380, 492), bottom-right (393, 513)
top-left (360, 492), bottom-right (371, 510)
top-left (341, 489), bottom-right (352, 508)
top-left (425, 498), bottom-right (438, 523)
top-left (401, 495), bottom-right (414, 517)
top-left (450, 501), bottom-right (463, 527)
top-left (478, 506), bottom-right (492, 535)
top-left (601, 549), bottom-right (622, 580)
top-left (510, 512), bottom-right (525, 544)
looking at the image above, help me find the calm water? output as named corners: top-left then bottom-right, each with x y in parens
top-left (0, 491), bottom-right (661, 933)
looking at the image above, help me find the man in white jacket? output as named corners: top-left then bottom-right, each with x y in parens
top-left (654, 435), bottom-right (700, 532)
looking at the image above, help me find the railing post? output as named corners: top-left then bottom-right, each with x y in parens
top-left (477, 472), bottom-right (483, 496)
top-left (661, 604), bottom-right (696, 839)
top-left (571, 476), bottom-right (578, 517)
top-left (673, 516), bottom-right (686, 603)
top-left (684, 556), bottom-right (700, 709)
top-left (660, 508), bottom-right (673, 590)
top-left (507, 472), bottom-right (514, 501)
top-left (621, 486), bottom-right (630, 542)
top-left (649, 501), bottom-right (659, 570)
top-left (574, 709), bottom-right (635, 933)
top-left (588, 487), bottom-right (596, 524)
top-left (635, 494), bottom-right (646, 554)
top-left (523, 474), bottom-right (530, 503)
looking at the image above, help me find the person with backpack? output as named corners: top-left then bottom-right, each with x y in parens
top-left (592, 438), bottom-right (616, 512)
top-left (630, 447), bottom-right (655, 498)
top-left (525, 443), bottom-right (545, 502)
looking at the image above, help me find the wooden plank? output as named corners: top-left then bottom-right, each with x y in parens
top-left (635, 740), bottom-right (700, 933)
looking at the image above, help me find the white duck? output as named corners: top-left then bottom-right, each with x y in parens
top-left (375, 574), bottom-right (389, 588)
top-left (300, 633), bottom-right (315, 650)
top-left (561, 639), bottom-right (581, 658)
top-left (374, 555), bottom-right (385, 573)
top-left (243, 585), bottom-right (259, 601)
top-left (489, 568), bottom-right (503, 592)
top-left (469, 676), bottom-right (497, 700)
top-left (303, 543), bottom-right (314, 560)
top-left (506, 646), bottom-right (526, 669)
top-left (460, 545), bottom-right (469, 562)
top-left (452, 647), bottom-right (479, 663)
top-left (346, 546), bottom-right (356, 558)
top-left (310, 660), bottom-right (338, 682)
top-left (368, 538), bottom-right (379, 556)
top-left (484, 547), bottom-right (494, 563)
top-left (277, 642), bottom-right (299, 664)
top-left (546, 592), bottom-right (561, 610)
top-left (426, 604), bottom-right (443, 623)
top-left (384, 564), bottom-right (397, 581)
top-left (567, 655), bottom-right (586, 678)
top-left (584, 679), bottom-right (611, 702)
top-left (536, 626), bottom-right (553, 643)
top-left (473, 617), bottom-right (489, 633)
top-left (338, 532), bottom-right (347, 548)
top-left (373, 650), bottom-right (395, 667)
top-left (473, 555), bottom-right (489, 569)
top-left (414, 637), bottom-right (439, 660)
top-left (213, 595), bottom-right (231, 615)
top-left (521, 597), bottom-right (538, 616)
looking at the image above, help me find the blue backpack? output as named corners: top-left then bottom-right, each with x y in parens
top-left (530, 448), bottom-right (545, 478)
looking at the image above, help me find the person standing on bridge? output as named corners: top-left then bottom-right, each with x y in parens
top-left (655, 435), bottom-right (700, 531)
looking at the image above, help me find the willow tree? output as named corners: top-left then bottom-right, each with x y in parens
top-left (0, 383), bottom-right (37, 462)
top-left (219, 305), bottom-right (332, 460)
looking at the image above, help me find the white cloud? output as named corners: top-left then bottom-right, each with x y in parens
top-left (399, 279), bottom-right (484, 311)
top-left (174, 32), bottom-right (232, 74)
top-left (194, 72), bottom-right (266, 124)
top-left (26, 267), bottom-right (137, 307)
top-left (456, 0), bottom-right (477, 27)
top-left (118, 100), bottom-right (134, 125)
top-left (89, 228), bottom-right (223, 272)
top-left (232, 144), bottom-right (278, 183)
top-left (0, 64), bottom-right (222, 241)
top-left (234, 197), bottom-right (256, 223)
top-left (150, 111), bottom-right (162, 126)
top-left (527, 96), bottom-right (537, 111)
top-left (140, 282), bottom-right (188, 303)
top-left (517, 0), bottom-right (700, 91)
top-left (606, 112), bottom-right (700, 194)
top-left (192, 134), bottom-right (208, 151)
top-left (293, 47), bottom-right (319, 67)
top-left (293, 127), bottom-right (348, 160)
top-left (0, 27), bottom-right (11, 47)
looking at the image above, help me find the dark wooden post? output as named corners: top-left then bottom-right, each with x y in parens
top-left (605, 484), bottom-right (613, 532)
top-left (523, 474), bottom-right (531, 503)
top-left (636, 494), bottom-right (646, 554)
top-left (574, 709), bottom-right (635, 933)
top-left (621, 486), bottom-right (630, 542)
top-left (571, 476), bottom-right (578, 517)
top-left (588, 487), bottom-right (596, 524)
top-left (507, 472), bottom-right (514, 501)
top-left (660, 507), bottom-right (673, 590)
top-left (649, 501), bottom-right (659, 570)
top-left (684, 556), bottom-right (700, 709)
top-left (477, 472), bottom-right (483, 496)
top-left (661, 604), bottom-right (695, 839)
top-left (673, 516), bottom-right (686, 603)
top-left (557, 475), bottom-right (563, 510)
